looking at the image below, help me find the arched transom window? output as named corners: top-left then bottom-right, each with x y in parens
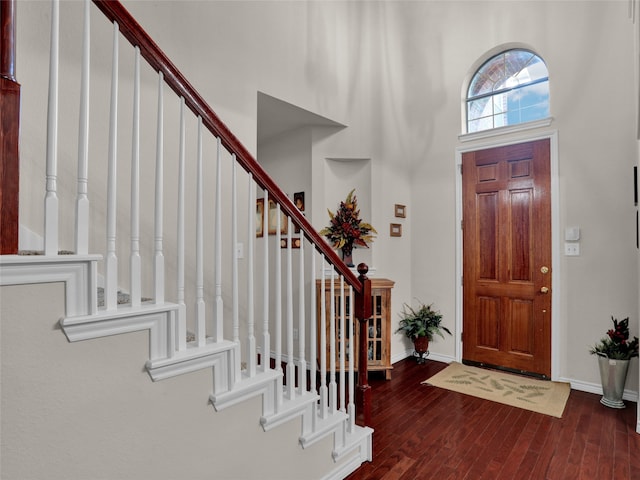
top-left (466, 49), bottom-right (549, 133)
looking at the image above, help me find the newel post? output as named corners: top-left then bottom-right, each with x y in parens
top-left (1, 0), bottom-right (20, 254)
top-left (354, 263), bottom-right (372, 426)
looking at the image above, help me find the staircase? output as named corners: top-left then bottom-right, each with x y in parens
top-left (0, 1), bottom-right (373, 478)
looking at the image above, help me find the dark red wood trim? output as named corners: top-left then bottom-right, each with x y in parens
top-left (1, 0), bottom-right (19, 254)
top-left (0, 77), bottom-right (20, 255)
top-left (91, 0), bottom-right (361, 291)
top-left (355, 264), bottom-right (372, 426)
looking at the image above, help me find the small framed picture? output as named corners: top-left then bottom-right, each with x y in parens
top-left (394, 204), bottom-right (406, 218)
top-left (293, 192), bottom-right (305, 233)
top-left (294, 192), bottom-right (305, 212)
top-left (268, 199), bottom-right (288, 235)
top-left (280, 237), bottom-right (301, 249)
top-left (256, 198), bottom-right (265, 238)
top-left (390, 223), bottom-right (402, 237)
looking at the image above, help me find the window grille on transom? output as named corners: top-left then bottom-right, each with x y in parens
top-left (467, 49), bottom-right (549, 133)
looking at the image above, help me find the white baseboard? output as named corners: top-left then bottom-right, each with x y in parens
top-left (560, 376), bottom-right (639, 403)
top-left (392, 348), bottom-right (454, 365)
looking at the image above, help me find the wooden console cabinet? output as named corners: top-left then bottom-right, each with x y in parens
top-left (316, 278), bottom-right (394, 380)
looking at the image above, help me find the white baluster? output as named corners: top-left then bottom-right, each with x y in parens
top-left (232, 156), bottom-right (241, 383)
top-left (130, 47), bottom-right (141, 307)
top-left (247, 176), bottom-right (256, 377)
top-left (348, 284), bottom-right (355, 432)
top-left (286, 216), bottom-right (295, 400)
top-left (262, 191), bottom-right (270, 372)
top-left (195, 117), bottom-right (206, 347)
top-left (319, 261), bottom-right (327, 419)
top-left (275, 203), bottom-right (283, 409)
top-left (176, 98), bottom-right (187, 351)
top-left (310, 249), bottom-right (317, 392)
top-left (154, 72), bottom-right (165, 304)
top-left (310, 249), bottom-right (318, 429)
top-left (339, 276), bottom-right (345, 411)
top-left (232, 158), bottom-right (239, 344)
top-left (297, 235), bottom-right (306, 394)
top-left (104, 21), bottom-right (119, 311)
top-left (75, 0), bottom-right (90, 255)
top-left (44, 0), bottom-right (59, 256)
top-left (329, 268), bottom-right (337, 414)
top-left (214, 138), bottom-right (224, 343)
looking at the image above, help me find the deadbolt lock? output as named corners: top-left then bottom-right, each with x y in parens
top-left (540, 266), bottom-right (549, 274)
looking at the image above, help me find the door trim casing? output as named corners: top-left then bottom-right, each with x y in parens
top-left (455, 130), bottom-right (560, 381)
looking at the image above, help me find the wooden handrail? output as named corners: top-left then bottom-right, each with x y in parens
top-left (91, 0), bottom-right (362, 293)
top-left (2, 0), bottom-right (374, 426)
top-left (1, 0), bottom-right (19, 255)
top-left (93, 0), bottom-right (373, 426)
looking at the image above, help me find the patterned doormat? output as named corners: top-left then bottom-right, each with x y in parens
top-left (422, 362), bottom-right (570, 418)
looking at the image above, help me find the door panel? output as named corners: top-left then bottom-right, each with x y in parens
top-left (477, 296), bottom-right (499, 349)
top-left (463, 139), bottom-right (551, 378)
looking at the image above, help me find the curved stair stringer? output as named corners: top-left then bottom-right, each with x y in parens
top-left (212, 374), bottom-right (372, 470)
top-left (1, 255), bottom-right (372, 478)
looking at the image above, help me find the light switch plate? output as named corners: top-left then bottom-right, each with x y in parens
top-left (565, 227), bottom-right (580, 241)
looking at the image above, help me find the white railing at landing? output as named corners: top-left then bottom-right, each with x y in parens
top-left (1, 0), bottom-right (372, 464)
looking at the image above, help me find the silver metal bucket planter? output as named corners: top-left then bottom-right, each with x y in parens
top-left (596, 354), bottom-right (630, 409)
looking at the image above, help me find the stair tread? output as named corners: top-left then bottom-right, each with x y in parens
top-left (147, 339), bottom-right (237, 368)
top-left (62, 301), bottom-right (180, 325)
top-left (299, 409), bottom-right (350, 448)
top-left (260, 390), bottom-right (319, 430)
top-left (97, 287), bottom-right (153, 307)
top-left (18, 250), bottom-right (75, 255)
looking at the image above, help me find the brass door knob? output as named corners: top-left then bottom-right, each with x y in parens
top-left (540, 286), bottom-right (549, 294)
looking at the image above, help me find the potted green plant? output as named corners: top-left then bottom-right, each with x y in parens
top-left (396, 302), bottom-right (451, 363)
top-left (319, 189), bottom-right (376, 267)
top-left (589, 316), bottom-right (639, 408)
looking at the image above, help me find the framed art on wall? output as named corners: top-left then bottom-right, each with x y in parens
top-left (280, 237), bottom-right (301, 249)
top-left (268, 199), bottom-right (288, 235)
top-left (390, 223), bottom-right (402, 237)
top-left (256, 198), bottom-right (264, 237)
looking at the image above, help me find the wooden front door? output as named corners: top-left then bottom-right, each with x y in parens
top-left (462, 139), bottom-right (552, 378)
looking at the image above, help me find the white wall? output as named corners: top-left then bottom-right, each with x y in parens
top-left (13, 0), bottom-right (640, 421)
top-left (403, 0), bottom-right (639, 391)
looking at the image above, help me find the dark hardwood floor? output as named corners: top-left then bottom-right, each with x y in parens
top-left (347, 358), bottom-right (640, 480)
